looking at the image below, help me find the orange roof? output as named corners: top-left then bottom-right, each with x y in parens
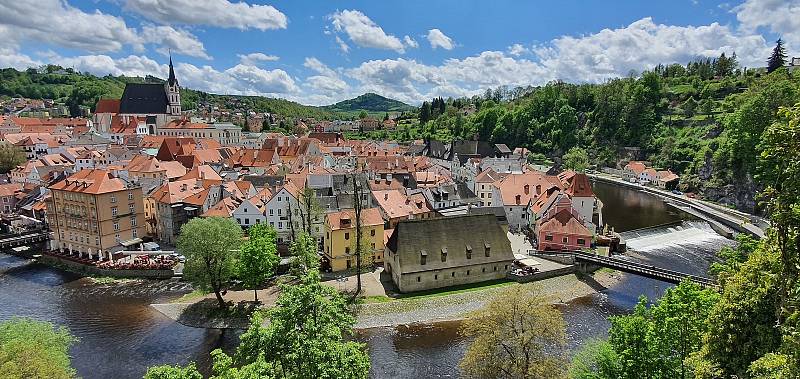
top-left (127, 155), bottom-right (188, 180)
top-left (179, 165), bottom-right (222, 182)
top-left (95, 99), bottom-right (121, 114)
top-left (475, 168), bottom-right (507, 183)
top-left (49, 169), bottom-right (130, 195)
top-left (0, 183), bottom-right (22, 197)
top-left (326, 207), bottom-right (384, 230)
top-left (538, 208), bottom-right (592, 236)
top-left (624, 161), bottom-right (647, 174)
top-left (201, 197), bottom-right (241, 218)
top-left (373, 189), bottom-right (433, 220)
top-left (496, 170), bottom-right (559, 206)
top-left (150, 179), bottom-right (206, 204)
top-left (562, 172), bottom-right (594, 197)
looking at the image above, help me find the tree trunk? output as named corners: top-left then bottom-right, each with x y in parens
top-left (254, 289), bottom-right (259, 303)
top-left (213, 287), bottom-right (227, 308)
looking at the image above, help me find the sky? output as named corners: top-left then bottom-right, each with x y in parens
top-left (0, 0), bottom-right (797, 106)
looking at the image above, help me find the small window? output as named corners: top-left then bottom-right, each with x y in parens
top-left (484, 242), bottom-right (491, 257)
top-left (465, 245), bottom-right (472, 259)
top-left (505, 265), bottom-right (508, 270)
top-left (441, 247), bottom-right (448, 262)
top-left (494, 266), bottom-right (497, 271)
top-left (434, 274), bottom-right (438, 280)
top-left (466, 270), bottom-right (470, 275)
top-left (545, 234), bottom-right (553, 241)
top-left (345, 232), bottom-right (350, 240)
top-left (370, 229), bottom-right (376, 237)
top-left (420, 250), bottom-right (427, 265)
top-left (451, 272), bottom-right (455, 277)
top-left (577, 238), bottom-right (586, 246)
top-left (345, 247), bottom-right (350, 255)
top-left (482, 267), bottom-right (485, 273)
top-left (417, 276), bottom-right (421, 282)
top-left (562, 237), bottom-right (568, 244)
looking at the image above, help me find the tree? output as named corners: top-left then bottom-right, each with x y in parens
top-left (569, 339), bottom-right (620, 379)
top-left (682, 96), bottom-right (698, 118)
top-left (460, 284), bottom-right (567, 379)
top-left (351, 173), bottom-right (366, 299)
top-left (419, 101), bottom-right (431, 124)
top-left (0, 317), bottom-right (77, 379)
top-left (144, 363), bottom-right (203, 379)
top-left (357, 110), bottom-right (368, 120)
top-left (178, 217), bottom-right (243, 308)
top-left (767, 39), bottom-right (787, 73)
top-left (297, 187), bottom-right (322, 238)
top-left (288, 232), bottom-right (319, 277)
top-left (0, 143), bottom-right (26, 174)
top-left (562, 147), bottom-right (589, 172)
top-left (238, 223), bottom-right (279, 303)
top-left (234, 270), bottom-right (370, 379)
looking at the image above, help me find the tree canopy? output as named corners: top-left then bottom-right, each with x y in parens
top-left (238, 223), bottom-right (280, 302)
top-left (0, 317), bottom-right (77, 379)
top-left (178, 217), bottom-right (243, 308)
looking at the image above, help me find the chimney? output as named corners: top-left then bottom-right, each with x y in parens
top-left (524, 184), bottom-right (530, 195)
top-left (181, 183), bottom-right (187, 192)
top-left (384, 193), bottom-right (389, 201)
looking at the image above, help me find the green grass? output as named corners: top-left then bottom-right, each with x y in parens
top-left (395, 279), bottom-right (516, 300)
top-left (171, 289), bottom-right (208, 303)
top-left (358, 295), bottom-right (394, 304)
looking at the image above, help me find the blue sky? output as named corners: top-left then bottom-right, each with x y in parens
top-left (0, 0), bottom-right (796, 105)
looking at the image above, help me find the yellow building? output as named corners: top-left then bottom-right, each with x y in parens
top-left (47, 169), bottom-right (146, 260)
top-left (323, 208), bottom-right (385, 272)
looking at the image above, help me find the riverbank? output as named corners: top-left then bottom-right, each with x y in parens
top-left (353, 270), bottom-right (621, 329)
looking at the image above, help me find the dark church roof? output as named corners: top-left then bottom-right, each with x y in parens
top-left (119, 83), bottom-right (168, 114)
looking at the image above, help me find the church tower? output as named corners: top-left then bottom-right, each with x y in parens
top-left (166, 56), bottom-right (181, 116)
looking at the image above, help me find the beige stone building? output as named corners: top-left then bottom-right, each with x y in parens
top-left (47, 169), bottom-right (146, 260)
top-left (385, 214), bottom-right (514, 293)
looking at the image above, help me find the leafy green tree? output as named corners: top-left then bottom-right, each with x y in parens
top-left (767, 39), bottom-right (787, 73)
top-left (460, 284), bottom-right (567, 379)
top-left (234, 270), bottom-right (369, 379)
top-left (419, 101), bottom-right (431, 124)
top-left (682, 96), bottom-right (698, 117)
top-left (288, 232), bottom-right (319, 277)
top-left (357, 110), bottom-right (368, 119)
top-left (238, 223), bottom-right (279, 302)
top-left (562, 147), bottom-right (589, 172)
top-left (143, 363), bottom-right (203, 379)
top-left (178, 217), bottom-right (243, 308)
top-left (0, 143), bottom-right (27, 174)
top-left (0, 317), bottom-right (77, 379)
top-left (569, 339), bottom-right (620, 379)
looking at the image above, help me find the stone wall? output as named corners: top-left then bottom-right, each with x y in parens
top-left (397, 260), bottom-right (513, 293)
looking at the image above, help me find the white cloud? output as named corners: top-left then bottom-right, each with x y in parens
top-left (0, 48), bottom-right (42, 70)
top-left (237, 53), bottom-right (280, 66)
top-left (404, 35), bottom-right (419, 49)
top-left (140, 25), bottom-right (210, 59)
top-left (0, 0), bottom-right (140, 52)
top-left (335, 36), bottom-right (350, 53)
top-left (734, 0), bottom-right (800, 48)
top-left (302, 57), bottom-right (350, 104)
top-left (330, 10), bottom-right (405, 53)
top-left (60, 54), bottom-right (168, 77)
top-left (535, 17), bottom-right (769, 81)
top-left (124, 0), bottom-right (287, 30)
top-left (508, 43), bottom-right (529, 56)
top-left (427, 29), bottom-right (455, 50)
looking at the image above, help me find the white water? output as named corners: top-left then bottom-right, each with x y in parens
top-left (623, 221), bottom-right (728, 253)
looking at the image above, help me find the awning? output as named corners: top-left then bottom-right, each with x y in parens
top-left (120, 237), bottom-right (143, 247)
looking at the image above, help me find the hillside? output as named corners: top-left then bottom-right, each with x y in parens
top-left (324, 93), bottom-right (415, 113)
top-left (0, 66), bottom-right (342, 120)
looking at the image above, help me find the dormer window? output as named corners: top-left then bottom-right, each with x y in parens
top-left (466, 244), bottom-right (472, 259)
top-left (420, 250), bottom-right (427, 265)
top-left (485, 242), bottom-right (491, 257)
top-left (441, 247), bottom-right (447, 262)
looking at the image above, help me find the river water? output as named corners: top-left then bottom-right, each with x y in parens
top-left (0, 180), bottom-right (734, 378)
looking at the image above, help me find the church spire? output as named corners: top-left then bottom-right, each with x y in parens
top-left (168, 54), bottom-right (177, 87)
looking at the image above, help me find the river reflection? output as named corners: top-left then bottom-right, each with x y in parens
top-left (0, 181), bottom-right (733, 379)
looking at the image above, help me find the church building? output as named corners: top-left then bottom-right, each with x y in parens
top-left (94, 57), bottom-right (183, 138)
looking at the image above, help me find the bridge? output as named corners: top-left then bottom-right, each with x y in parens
top-left (572, 252), bottom-right (718, 288)
top-left (0, 231), bottom-right (51, 250)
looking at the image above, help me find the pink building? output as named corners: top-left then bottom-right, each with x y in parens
top-left (537, 208), bottom-right (593, 252)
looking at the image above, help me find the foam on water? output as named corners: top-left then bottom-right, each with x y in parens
top-left (624, 221), bottom-right (728, 253)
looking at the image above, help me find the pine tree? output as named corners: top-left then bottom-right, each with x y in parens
top-left (767, 38), bottom-right (787, 73)
top-left (420, 101), bottom-right (431, 123)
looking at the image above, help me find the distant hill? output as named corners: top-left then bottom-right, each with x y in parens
top-left (324, 93), bottom-right (415, 113)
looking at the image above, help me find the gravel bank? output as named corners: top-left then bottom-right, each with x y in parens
top-left (353, 271), bottom-right (621, 329)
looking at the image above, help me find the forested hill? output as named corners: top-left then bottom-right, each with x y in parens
top-left (0, 66), bottom-right (340, 120)
top-left (323, 93), bottom-right (415, 113)
top-left (393, 53), bottom-right (797, 213)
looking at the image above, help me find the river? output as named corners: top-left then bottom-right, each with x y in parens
top-left (0, 180), bottom-right (734, 378)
